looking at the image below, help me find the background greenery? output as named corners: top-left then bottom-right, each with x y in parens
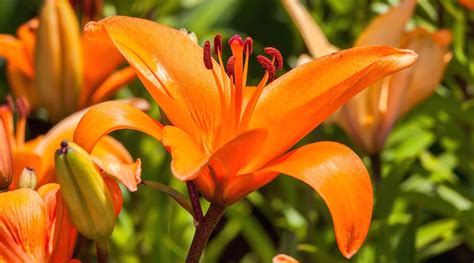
top-left (1, 0), bottom-right (473, 262)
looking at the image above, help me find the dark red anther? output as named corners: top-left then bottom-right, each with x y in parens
top-left (226, 56), bottom-right (235, 77)
top-left (203, 40), bottom-right (213, 70)
top-left (257, 55), bottom-right (276, 82)
top-left (214, 34), bottom-right (222, 55)
top-left (228, 34), bottom-right (243, 46)
top-left (244, 37), bottom-right (253, 56)
top-left (264, 47), bottom-right (284, 70)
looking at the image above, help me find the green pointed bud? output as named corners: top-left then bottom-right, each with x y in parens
top-left (36, 0), bottom-right (83, 123)
top-left (0, 120), bottom-right (13, 191)
top-left (18, 167), bottom-right (37, 189)
top-left (55, 140), bottom-right (115, 242)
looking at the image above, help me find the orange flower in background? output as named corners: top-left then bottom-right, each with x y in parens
top-left (459, 0), bottom-right (474, 10)
top-left (284, 0), bottom-right (452, 154)
top-left (273, 254), bottom-right (299, 263)
top-left (0, 0), bottom-right (135, 123)
top-left (0, 98), bottom-right (144, 261)
top-left (73, 16), bottom-right (417, 257)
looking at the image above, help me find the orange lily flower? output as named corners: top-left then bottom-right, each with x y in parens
top-left (0, 0), bottom-right (135, 123)
top-left (73, 16), bottom-right (417, 257)
top-left (273, 254), bottom-right (299, 263)
top-left (0, 98), bottom-right (143, 261)
top-left (284, 0), bottom-right (452, 154)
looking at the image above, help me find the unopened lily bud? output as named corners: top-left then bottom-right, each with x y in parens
top-left (36, 0), bottom-right (83, 123)
top-left (0, 120), bottom-right (13, 191)
top-left (18, 167), bottom-right (37, 189)
top-left (55, 141), bottom-right (115, 242)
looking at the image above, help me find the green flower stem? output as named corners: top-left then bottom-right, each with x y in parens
top-left (186, 203), bottom-right (226, 263)
top-left (141, 180), bottom-right (193, 216)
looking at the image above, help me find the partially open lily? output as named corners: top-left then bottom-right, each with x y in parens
top-left (284, 0), bottom-right (452, 154)
top-left (0, 0), bottom-right (135, 123)
top-left (0, 98), bottom-right (143, 261)
top-left (74, 16), bottom-right (417, 258)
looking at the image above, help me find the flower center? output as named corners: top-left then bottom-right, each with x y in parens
top-left (202, 34), bottom-right (283, 146)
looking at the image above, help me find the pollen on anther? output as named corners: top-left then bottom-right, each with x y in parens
top-left (203, 40), bottom-right (213, 70)
top-left (264, 47), bottom-right (284, 70)
top-left (214, 34), bottom-right (222, 55)
top-left (244, 37), bottom-right (253, 55)
top-left (228, 34), bottom-right (243, 46)
top-left (257, 55), bottom-right (276, 81)
top-left (226, 56), bottom-right (235, 77)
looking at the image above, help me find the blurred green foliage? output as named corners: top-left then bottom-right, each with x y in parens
top-left (1, 0), bottom-right (473, 262)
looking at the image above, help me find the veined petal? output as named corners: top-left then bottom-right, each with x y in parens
top-left (0, 189), bottom-right (48, 262)
top-left (282, 0), bottom-right (339, 57)
top-left (37, 184), bottom-right (77, 262)
top-left (84, 16), bottom-right (225, 145)
top-left (355, 0), bottom-right (416, 46)
top-left (247, 46), bottom-right (417, 171)
top-left (89, 67), bottom-right (136, 105)
top-left (162, 126), bottom-right (208, 181)
top-left (74, 101), bottom-right (163, 152)
top-left (262, 142), bottom-right (373, 258)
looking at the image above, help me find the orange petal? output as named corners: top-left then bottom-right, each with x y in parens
top-left (273, 254), bottom-right (299, 263)
top-left (0, 189), bottom-right (48, 262)
top-left (103, 177), bottom-right (123, 216)
top-left (262, 142), bottom-right (373, 258)
top-left (377, 29), bottom-right (452, 150)
top-left (0, 120), bottom-right (13, 189)
top-left (81, 35), bottom-right (126, 100)
top-left (84, 16), bottom-right (224, 145)
top-left (37, 183), bottom-right (77, 262)
top-left (247, 46), bottom-right (417, 171)
top-left (5, 64), bottom-right (38, 109)
top-left (209, 129), bottom-right (267, 179)
top-left (74, 101), bottom-right (163, 152)
top-left (0, 34), bottom-right (34, 77)
top-left (162, 126), bottom-right (208, 181)
top-left (92, 156), bottom-right (141, 192)
top-left (355, 0), bottom-right (416, 46)
top-left (88, 66), bottom-right (136, 105)
top-left (282, 0), bottom-right (338, 57)
top-left (16, 19), bottom-right (38, 65)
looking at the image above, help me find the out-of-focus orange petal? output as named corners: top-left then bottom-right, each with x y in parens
top-left (16, 19), bottom-right (38, 65)
top-left (88, 67), bottom-right (136, 105)
top-left (162, 126), bottom-right (208, 181)
top-left (282, 0), bottom-right (338, 57)
top-left (263, 142), bottom-right (373, 259)
top-left (0, 189), bottom-right (48, 262)
top-left (92, 156), bottom-right (141, 192)
top-left (74, 101), bottom-right (163, 152)
top-left (0, 35), bottom-right (34, 77)
top-left (36, 183), bottom-right (77, 262)
top-left (6, 65), bottom-right (38, 109)
top-left (84, 16), bottom-right (224, 144)
top-left (459, 0), bottom-right (474, 10)
top-left (209, 129), bottom-right (267, 179)
top-left (377, 29), bottom-right (452, 150)
top-left (81, 35), bottom-right (125, 100)
top-left (273, 254), bottom-right (299, 263)
top-left (0, 120), bottom-right (13, 190)
top-left (247, 46), bottom-right (417, 171)
top-left (355, 0), bottom-right (416, 46)
top-left (103, 177), bottom-right (123, 216)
